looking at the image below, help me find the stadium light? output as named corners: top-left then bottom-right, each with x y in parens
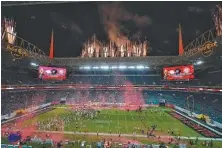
top-left (128, 66), bottom-right (135, 69)
top-left (136, 65), bottom-right (145, 69)
top-left (111, 66), bottom-right (118, 69)
top-left (119, 65), bottom-right (127, 69)
top-left (101, 66), bottom-right (109, 70)
top-left (83, 66), bottom-right (91, 70)
top-left (195, 60), bottom-right (204, 65)
top-left (92, 66), bottom-right (100, 69)
top-left (79, 65), bottom-right (150, 70)
top-left (30, 62), bottom-right (38, 67)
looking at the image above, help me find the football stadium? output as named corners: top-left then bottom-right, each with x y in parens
top-left (1, 1), bottom-right (222, 148)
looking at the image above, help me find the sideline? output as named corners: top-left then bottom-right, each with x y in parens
top-left (1, 107), bottom-right (52, 124)
top-left (9, 129), bottom-right (222, 142)
top-left (174, 110), bottom-right (222, 136)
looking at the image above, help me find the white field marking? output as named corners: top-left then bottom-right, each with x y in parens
top-left (9, 129), bottom-right (222, 142)
top-left (124, 110), bottom-right (129, 134)
top-left (92, 108), bottom-right (111, 134)
top-left (148, 109), bottom-right (160, 130)
top-left (142, 110), bottom-right (149, 129)
top-left (128, 110), bottom-right (137, 133)
top-left (142, 109), bottom-right (152, 131)
top-left (79, 112), bottom-right (87, 133)
top-left (149, 108), bottom-right (160, 131)
top-left (150, 109), bottom-right (156, 121)
top-left (136, 111), bottom-right (147, 130)
top-left (104, 110), bottom-right (110, 134)
top-left (92, 110), bottom-right (96, 133)
top-left (102, 109), bottom-right (111, 134)
top-left (106, 109), bottom-right (113, 135)
top-left (116, 110), bottom-right (121, 134)
top-left (105, 109), bottom-right (117, 134)
top-left (72, 110), bottom-right (84, 133)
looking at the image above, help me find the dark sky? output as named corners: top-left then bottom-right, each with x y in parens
top-left (1, 1), bottom-right (219, 57)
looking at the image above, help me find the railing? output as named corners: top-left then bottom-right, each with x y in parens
top-left (2, 31), bottom-right (52, 63)
top-left (1, 81), bottom-right (222, 88)
top-left (1, 27), bottom-right (220, 68)
top-left (183, 28), bottom-right (218, 57)
top-left (1, 84), bottom-right (222, 95)
top-left (2, 1), bottom-right (70, 6)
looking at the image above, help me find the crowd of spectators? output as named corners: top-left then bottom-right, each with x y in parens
top-left (145, 91), bottom-right (222, 123)
top-left (2, 89), bottom-right (222, 124)
top-left (1, 91), bottom-right (47, 115)
top-left (0, 137), bottom-right (179, 148)
top-left (1, 133), bottom-right (218, 148)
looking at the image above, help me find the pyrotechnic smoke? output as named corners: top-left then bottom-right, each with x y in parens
top-left (84, 35), bottom-right (102, 50)
top-left (50, 12), bottom-right (83, 35)
top-left (98, 2), bottom-right (152, 47)
top-left (3, 18), bottom-right (16, 45)
top-left (113, 72), bottom-right (145, 110)
top-left (1, 19), bottom-right (5, 39)
top-left (32, 92), bottom-right (47, 105)
top-left (213, 4), bottom-right (222, 36)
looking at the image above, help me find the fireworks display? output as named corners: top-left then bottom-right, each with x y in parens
top-left (2, 18), bottom-right (17, 45)
top-left (81, 35), bottom-right (149, 58)
top-left (213, 4), bottom-right (222, 36)
top-left (81, 2), bottom-right (151, 58)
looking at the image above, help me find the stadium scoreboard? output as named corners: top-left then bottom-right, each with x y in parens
top-left (38, 66), bottom-right (67, 81)
top-left (163, 65), bottom-right (194, 81)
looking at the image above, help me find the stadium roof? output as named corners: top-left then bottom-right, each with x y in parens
top-left (1, 1), bottom-right (71, 7)
top-left (53, 56), bottom-right (188, 68)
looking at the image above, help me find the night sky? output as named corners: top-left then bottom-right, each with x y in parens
top-left (1, 1), bottom-right (220, 57)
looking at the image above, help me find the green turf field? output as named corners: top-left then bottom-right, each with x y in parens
top-left (22, 107), bottom-right (201, 137)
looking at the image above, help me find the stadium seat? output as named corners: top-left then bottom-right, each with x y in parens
top-left (1, 144), bottom-right (7, 148)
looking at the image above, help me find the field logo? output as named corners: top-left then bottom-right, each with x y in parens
top-left (200, 41), bottom-right (217, 57)
top-left (6, 44), bottom-right (28, 59)
top-left (3, 18), bottom-right (28, 59)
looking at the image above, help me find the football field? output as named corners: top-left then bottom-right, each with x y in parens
top-left (22, 106), bottom-right (201, 137)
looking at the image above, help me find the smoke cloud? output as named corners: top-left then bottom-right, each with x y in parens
top-left (50, 12), bottom-right (83, 35)
top-left (98, 2), bottom-right (152, 46)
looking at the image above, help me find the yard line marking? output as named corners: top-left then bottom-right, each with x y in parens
top-left (129, 109), bottom-right (137, 133)
top-left (124, 110), bottom-right (129, 133)
top-left (117, 110), bottom-right (121, 134)
top-left (136, 111), bottom-right (147, 130)
top-left (8, 129), bottom-right (222, 142)
top-left (104, 109), bottom-right (112, 134)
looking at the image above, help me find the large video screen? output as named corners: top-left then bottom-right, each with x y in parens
top-left (38, 66), bottom-right (67, 80)
top-left (163, 65), bottom-right (194, 81)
